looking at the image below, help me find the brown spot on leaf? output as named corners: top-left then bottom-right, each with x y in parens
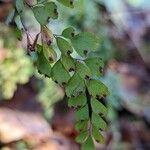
top-left (38, 70), bottom-right (42, 74)
top-left (62, 82), bottom-right (66, 86)
top-left (84, 50), bottom-right (88, 56)
top-left (54, 80), bottom-right (58, 84)
top-left (67, 50), bottom-right (71, 55)
top-left (49, 57), bottom-right (53, 62)
top-left (79, 91), bottom-right (83, 95)
top-left (101, 116), bottom-right (107, 123)
top-left (99, 66), bottom-right (103, 73)
top-left (69, 68), bottom-right (75, 72)
top-left (85, 75), bottom-right (90, 80)
top-left (96, 140), bottom-right (100, 143)
top-left (54, 8), bottom-right (57, 14)
top-left (45, 74), bottom-right (49, 78)
top-left (96, 95), bottom-right (100, 100)
top-left (99, 112), bottom-right (104, 117)
top-left (47, 17), bottom-right (50, 22)
top-left (47, 40), bottom-right (52, 46)
top-left (70, 1), bottom-right (73, 5)
top-left (71, 32), bottom-right (75, 37)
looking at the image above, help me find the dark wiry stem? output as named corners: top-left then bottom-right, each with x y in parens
top-left (86, 88), bottom-right (92, 119)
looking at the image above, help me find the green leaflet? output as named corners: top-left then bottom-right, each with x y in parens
top-left (41, 26), bottom-right (54, 46)
top-left (16, 0), bottom-right (24, 13)
top-left (81, 136), bottom-right (95, 150)
top-left (32, 4), bottom-right (47, 25)
top-left (76, 130), bottom-right (89, 144)
top-left (45, 2), bottom-right (58, 20)
top-left (42, 26), bottom-right (57, 63)
top-left (65, 73), bottom-right (85, 97)
top-left (92, 113), bottom-right (107, 130)
top-left (76, 61), bottom-right (92, 79)
top-left (56, 0), bottom-right (74, 8)
top-left (56, 37), bottom-right (73, 55)
top-left (62, 27), bottom-right (75, 39)
top-left (75, 104), bottom-right (89, 122)
top-left (61, 55), bottom-right (75, 72)
top-left (86, 79), bottom-right (109, 99)
top-left (75, 120), bottom-right (88, 132)
top-left (91, 98), bottom-right (107, 116)
top-left (15, 15), bottom-right (23, 30)
top-left (71, 32), bottom-right (100, 57)
top-left (32, 2), bottom-right (58, 25)
top-left (43, 45), bottom-right (57, 63)
top-left (36, 49), bottom-right (51, 78)
top-left (92, 126), bottom-right (105, 144)
top-left (68, 94), bottom-right (87, 108)
top-left (15, 27), bottom-right (22, 41)
top-left (85, 57), bottom-right (104, 77)
top-left (51, 60), bottom-right (70, 85)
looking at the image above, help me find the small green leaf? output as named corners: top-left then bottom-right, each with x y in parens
top-left (33, 4), bottom-right (46, 25)
top-left (56, 0), bottom-right (74, 8)
top-left (86, 79), bottom-right (109, 99)
top-left (56, 37), bottom-right (73, 55)
top-left (76, 131), bottom-right (89, 144)
top-left (42, 26), bottom-right (56, 63)
top-left (65, 73), bottom-right (85, 97)
top-left (16, 0), bottom-right (24, 13)
top-left (81, 136), bottom-right (95, 150)
top-left (45, 2), bottom-right (58, 20)
top-left (61, 55), bottom-right (75, 72)
top-left (91, 99), bottom-right (107, 116)
top-left (15, 15), bottom-right (23, 30)
top-left (15, 27), bottom-right (22, 41)
top-left (41, 26), bottom-right (54, 46)
top-left (76, 61), bottom-right (91, 79)
top-left (75, 120), bottom-right (88, 132)
top-left (51, 60), bottom-right (70, 85)
top-left (92, 113), bottom-right (107, 130)
top-left (75, 104), bottom-right (89, 122)
top-left (68, 94), bottom-right (87, 108)
top-left (62, 27), bottom-right (75, 39)
top-left (92, 126), bottom-right (105, 144)
top-left (36, 49), bottom-right (51, 77)
top-left (43, 45), bottom-right (57, 63)
top-left (71, 32), bottom-right (100, 57)
top-left (32, 2), bottom-right (58, 25)
top-left (85, 57), bottom-right (104, 77)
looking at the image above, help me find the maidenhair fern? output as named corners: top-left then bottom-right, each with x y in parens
top-left (11, 0), bottom-right (110, 149)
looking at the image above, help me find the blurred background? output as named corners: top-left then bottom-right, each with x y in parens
top-left (0, 0), bottom-right (150, 149)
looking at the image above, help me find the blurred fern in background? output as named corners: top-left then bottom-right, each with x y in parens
top-left (0, 23), bottom-right (33, 99)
